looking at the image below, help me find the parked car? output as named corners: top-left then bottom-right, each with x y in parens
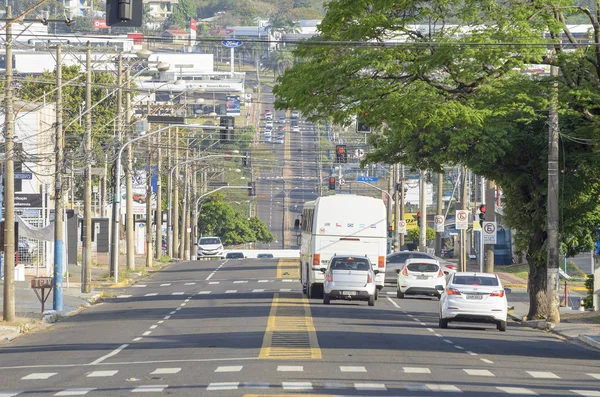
top-left (441, 248), bottom-right (454, 258)
top-left (396, 258), bottom-right (446, 299)
top-left (291, 110), bottom-right (300, 119)
top-left (257, 253), bottom-right (274, 259)
top-left (385, 251), bottom-right (456, 285)
top-left (225, 252), bottom-right (245, 259)
top-left (439, 272), bottom-right (509, 331)
top-left (322, 255), bottom-right (378, 306)
top-left (197, 237), bottom-right (224, 258)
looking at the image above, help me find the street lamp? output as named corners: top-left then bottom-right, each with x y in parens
top-left (359, 181), bottom-right (394, 253)
top-left (110, 123), bottom-right (204, 282)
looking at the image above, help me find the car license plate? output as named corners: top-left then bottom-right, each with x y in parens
top-left (417, 275), bottom-right (429, 280)
top-left (342, 291), bottom-right (356, 296)
top-left (466, 294), bottom-right (483, 300)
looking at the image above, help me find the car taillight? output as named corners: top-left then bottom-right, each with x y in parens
top-left (312, 254), bottom-right (320, 266)
top-left (447, 288), bottom-right (461, 295)
top-left (367, 273), bottom-right (372, 283)
top-left (378, 256), bottom-right (385, 268)
top-left (327, 273), bottom-right (333, 282)
top-left (401, 267), bottom-right (408, 276)
top-left (490, 290), bottom-right (505, 297)
top-left (445, 264), bottom-right (457, 270)
top-left (438, 269), bottom-right (444, 277)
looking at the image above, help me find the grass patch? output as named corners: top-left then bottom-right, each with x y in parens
top-left (498, 263), bottom-right (529, 279)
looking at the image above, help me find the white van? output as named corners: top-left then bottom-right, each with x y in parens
top-left (299, 195), bottom-right (387, 299)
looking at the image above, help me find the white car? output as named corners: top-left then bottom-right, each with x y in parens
top-left (197, 237), bottom-right (224, 258)
top-left (396, 258), bottom-right (446, 299)
top-left (439, 272), bottom-right (508, 332)
top-left (265, 120), bottom-right (273, 128)
top-left (322, 255), bottom-right (378, 306)
top-left (291, 110), bottom-right (300, 118)
top-left (292, 125), bottom-right (300, 133)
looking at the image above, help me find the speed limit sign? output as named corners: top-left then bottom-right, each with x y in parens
top-left (455, 210), bottom-right (468, 230)
top-left (434, 215), bottom-right (444, 232)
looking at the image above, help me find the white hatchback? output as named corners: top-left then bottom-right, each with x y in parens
top-left (439, 272), bottom-right (508, 331)
top-left (396, 258), bottom-right (446, 299)
top-left (322, 255), bottom-right (378, 306)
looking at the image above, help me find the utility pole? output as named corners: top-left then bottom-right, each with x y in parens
top-left (125, 69), bottom-right (135, 271)
top-left (184, 162), bottom-right (192, 260)
top-left (3, 5), bottom-right (16, 322)
top-left (155, 130), bottom-right (162, 260)
top-left (418, 170), bottom-right (427, 252)
top-left (547, 64), bottom-right (561, 323)
top-left (180, 150), bottom-right (189, 260)
top-left (166, 127), bottom-right (172, 258)
top-left (393, 164), bottom-right (400, 251)
top-left (173, 128), bottom-right (180, 259)
top-left (459, 166), bottom-right (468, 272)
top-left (484, 179), bottom-right (496, 273)
top-left (82, 42), bottom-right (92, 293)
top-left (109, 54), bottom-right (123, 278)
top-left (54, 44), bottom-right (64, 311)
top-left (435, 172), bottom-right (443, 256)
top-left (145, 129), bottom-right (153, 267)
top-left (387, 164), bottom-right (393, 253)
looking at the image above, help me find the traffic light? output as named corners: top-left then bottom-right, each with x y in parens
top-left (219, 116), bottom-right (235, 143)
top-left (328, 177), bottom-right (336, 190)
top-left (478, 204), bottom-right (486, 227)
top-left (387, 225), bottom-right (393, 238)
top-left (106, 0), bottom-right (143, 26)
top-left (416, 212), bottom-right (421, 225)
top-left (242, 151), bottom-right (249, 167)
top-left (335, 145), bottom-right (347, 163)
top-left (248, 181), bottom-right (256, 196)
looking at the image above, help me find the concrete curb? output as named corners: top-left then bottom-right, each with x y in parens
top-left (579, 335), bottom-right (600, 350)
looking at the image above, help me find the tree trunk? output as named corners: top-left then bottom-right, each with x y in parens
top-left (527, 229), bottom-right (549, 320)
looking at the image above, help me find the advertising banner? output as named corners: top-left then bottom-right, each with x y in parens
top-left (226, 95), bottom-right (241, 116)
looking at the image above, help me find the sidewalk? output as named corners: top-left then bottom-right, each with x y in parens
top-left (0, 253), bottom-right (168, 343)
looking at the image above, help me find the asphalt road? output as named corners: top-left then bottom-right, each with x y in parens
top-left (1, 258), bottom-right (599, 396)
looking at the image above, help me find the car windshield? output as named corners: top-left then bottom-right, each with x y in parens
top-left (330, 258), bottom-right (370, 271)
top-left (453, 275), bottom-right (499, 286)
top-left (200, 238), bottom-right (221, 245)
top-left (406, 263), bottom-right (439, 272)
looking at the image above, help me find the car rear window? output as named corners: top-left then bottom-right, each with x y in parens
top-left (200, 238), bottom-right (221, 244)
top-left (330, 258), bottom-right (370, 271)
top-left (453, 275), bottom-right (499, 286)
top-left (406, 263), bottom-right (439, 272)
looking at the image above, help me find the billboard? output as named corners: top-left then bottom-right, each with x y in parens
top-left (226, 95), bottom-right (241, 116)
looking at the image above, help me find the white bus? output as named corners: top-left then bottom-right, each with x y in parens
top-left (299, 195), bottom-right (387, 299)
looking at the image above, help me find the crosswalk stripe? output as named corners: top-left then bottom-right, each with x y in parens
top-left (150, 368), bottom-right (181, 375)
top-left (282, 382), bottom-right (312, 390)
top-left (160, 283), bottom-right (171, 287)
top-left (497, 387), bottom-right (538, 395)
top-left (184, 282), bottom-right (196, 285)
top-left (87, 370), bottom-right (118, 377)
top-left (0, 392), bottom-right (23, 397)
top-left (22, 373), bottom-right (56, 380)
top-left (225, 290), bottom-right (237, 293)
top-left (404, 367), bottom-right (430, 374)
top-left (340, 366), bottom-right (366, 372)
top-left (427, 384), bottom-right (462, 392)
top-left (464, 369), bottom-right (494, 376)
top-left (198, 291), bottom-right (211, 294)
top-left (253, 289), bottom-right (265, 292)
top-left (587, 374), bottom-right (600, 380)
top-left (207, 382), bottom-right (239, 391)
top-left (233, 281), bottom-right (248, 284)
top-left (355, 383), bottom-right (386, 390)
top-left (132, 385), bottom-right (168, 393)
top-left (527, 371), bottom-right (560, 379)
top-left (277, 366), bottom-right (303, 372)
top-left (133, 285), bottom-right (147, 288)
top-left (54, 388), bottom-right (96, 396)
top-left (572, 391), bottom-right (600, 396)
top-left (144, 293), bottom-right (157, 297)
top-left (117, 295), bottom-right (132, 299)
top-left (171, 292), bottom-right (184, 295)
top-left (215, 366), bottom-right (243, 372)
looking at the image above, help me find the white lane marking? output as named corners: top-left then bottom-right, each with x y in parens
top-left (420, 322), bottom-right (427, 326)
top-left (527, 371), bottom-right (560, 379)
top-left (481, 358), bottom-right (494, 364)
top-left (175, 308), bottom-right (182, 311)
top-left (206, 273), bottom-right (215, 281)
top-left (434, 334), bottom-right (443, 337)
top-left (215, 366), bottom-right (243, 372)
top-left (132, 385), bottom-right (168, 393)
top-left (407, 314), bottom-right (413, 317)
top-left (157, 321), bottom-right (164, 324)
top-left (163, 316), bottom-right (171, 320)
top-left (54, 388), bottom-right (96, 396)
top-left (172, 292), bottom-right (184, 295)
top-left (444, 339), bottom-right (453, 344)
top-left (209, 281), bottom-right (219, 285)
top-left (340, 366), bottom-right (366, 372)
top-left (144, 293), bottom-right (157, 297)
top-left (282, 382), bottom-right (312, 390)
top-left (454, 345), bottom-right (464, 350)
top-left (426, 328), bottom-right (434, 332)
top-left (142, 331), bottom-right (151, 336)
top-left (386, 296), bottom-right (401, 308)
top-left (258, 280), bottom-right (269, 283)
top-left (150, 325), bottom-right (158, 329)
top-left (0, 392), bottom-right (22, 397)
top-left (22, 373), bottom-right (56, 380)
top-left (280, 289), bottom-right (292, 292)
top-left (89, 344), bottom-right (129, 365)
top-left (404, 367), bottom-right (430, 374)
top-left (355, 383), bottom-right (386, 390)
top-left (160, 283), bottom-right (171, 287)
top-left (405, 384), bottom-right (429, 391)
top-left (427, 384), bottom-right (462, 392)
top-left (496, 387), bottom-right (538, 395)
top-left (87, 370), bottom-right (118, 377)
top-left (180, 303), bottom-right (186, 307)
top-left (117, 295), bottom-right (132, 299)
top-left (207, 383), bottom-right (239, 391)
top-left (233, 281), bottom-right (248, 284)
top-left (150, 368), bottom-right (181, 375)
top-left (282, 279), bottom-right (294, 283)
top-left (132, 337), bottom-right (142, 342)
top-left (413, 318), bottom-right (420, 322)
top-left (242, 382), bottom-right (270, 389)
top-left (324, 383), bottom-right (348, 389)
top-left (169, 311), bottom-right (176, 315)
top-left (225, 290), bottom-right (237, 293)
top-left (587, 374), bottom-right (600, 380)
top-left (133, 285), bottom-right (147, 288)
top-left (277, 366), bottom-right (303, 372)
top-left (184, 299), bottom-right (191, 302)
top-left (184, 282), bottom-right (196, 285)
top-left (386, 291), bottom-right (395, 295)
top-left (464, 369), bottom-right (494, 376)
top-left (572, 391), bottom-right (600, 397)
top-left (466, 351), bottom-right (477, 356)
top-left (198, 291), bottom-right (211, 294)
top-left (253, 289), bottom-right (265, 292)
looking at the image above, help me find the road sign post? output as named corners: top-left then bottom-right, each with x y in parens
top-left (357, 176), bottom-right (378, 182)
top-left (434, 215), bottom-right (445, 233)
top-left (455, 210), bottom-right (468, 230)
top-left (482, 221), bottom-right (497, 244)
top-left (397, 220), bottom-right (406, 234)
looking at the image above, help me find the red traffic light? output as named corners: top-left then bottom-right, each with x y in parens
top-left (329, 177), bottom-right (335, 183)
top-left (387, 225), bottom-right (393, 231)
top-left (336, 146), bottom-right (345, 154)
top-left (417, 212), bottom-right (421, 217)
top-left (479, 204), bottom-right (486, 213)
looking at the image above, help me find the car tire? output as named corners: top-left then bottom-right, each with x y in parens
top-left (397, 290), bottom-right (404, 299)
top-left (323, 294), bottom-right (330, 305)
top-left (439, 317), bottom-right (449, 329)
top-left (374, 289), bottom-right (379, 300)
top-left (497, 320), bottom-right (507, 332)
top-left (309, 283), bottom-right (321, 299)
top-left (368, 295), bottom-right (375, 306)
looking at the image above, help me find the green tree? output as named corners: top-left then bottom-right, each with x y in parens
top-left (407, 228), bottom-right (436, 245)
top-left (249, 216), bottom-right (276, 242)
top-left (165, 0), bottom-right (197, 29)
top-left (273, 0), bottom-right (600, 321)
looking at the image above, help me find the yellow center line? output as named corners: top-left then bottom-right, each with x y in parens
top-left (276, 258), bottom-right (299, 279)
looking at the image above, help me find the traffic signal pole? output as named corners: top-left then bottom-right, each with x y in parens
top-left (484, 180), bottom-right (496, 273)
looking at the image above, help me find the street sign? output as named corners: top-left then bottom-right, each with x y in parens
top-left (398, 220), bottom-right (407, 234)
top-left (357, 176), bottom-right (378, 182)
top-left (482, 221), bottom-right (497, 244)
top-left (455, 210), bottom-right (468, 230)
top-left (354, 148), bottom-right (365, 159)
top-left (339, 177), bottom-right (346, 186)
top-left (222, 40), bottom-right (243, 48)
top-left (434, 215), bottom-right (445, 233)
top-left (147, 115), bottom-right (186, 125)
top-left (14, 172), bottom-right (32, 180)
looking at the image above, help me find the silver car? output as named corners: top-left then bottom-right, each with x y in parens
top-left (321, 255), bottom-right (378, 306)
